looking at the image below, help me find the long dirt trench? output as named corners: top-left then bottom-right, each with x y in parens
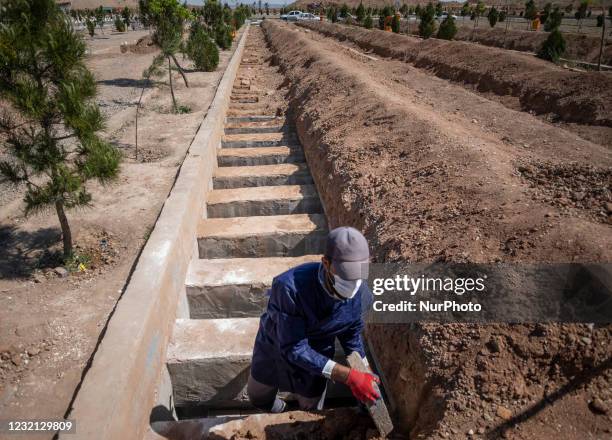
top-left (146, 24), bottom-right (383, 440)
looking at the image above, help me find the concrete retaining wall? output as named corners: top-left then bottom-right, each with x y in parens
top-left (62, 27), bottom-right (249, 440)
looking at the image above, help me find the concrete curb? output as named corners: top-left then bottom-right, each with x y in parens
top-left (62, 26), bottom-right (249, 440)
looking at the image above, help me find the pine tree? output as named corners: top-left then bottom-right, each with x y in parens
top-left (185, 21), bottom-right (219, 71)
top-left (419, 3), bottom-right (436, 38)
top-left (544, 6), bottom-right (563, 31)
top-left (437, 14), bottom-right (457, 39)
top-left (537, 28), bottom-right (566, 61)
top-left (524, 0), bottom-right (538, 27)
top-left (488, 6), bottom-right (499, 27)
top-left (122, 6), bottom-right (131, 28)
top-left (356, 2), bottom-right (365, 22)
top-left (364, 13), bottom-right (373, 28)
top-left (143, 0), bottom-right (191, 112)
top-left (0, 0), bottom-right (121, 258)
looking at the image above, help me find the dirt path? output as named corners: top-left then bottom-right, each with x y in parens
top-left (0, 29), bottom-right (242, 432)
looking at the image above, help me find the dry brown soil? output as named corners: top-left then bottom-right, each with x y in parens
top-left (296, 21), bottom-right (612, 142)
top-left (263, 20), bottom-right (611, 439)
top-left (0, 29), bottom-right (241, 434)
top-left (399, 21), bottom-right (612, 66)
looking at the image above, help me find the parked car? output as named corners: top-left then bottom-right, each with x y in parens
top-left (437, 12), bottom-right (458, 20)
top-left (296, 13), bottom-right (321, 21)
top-left (281, 10), bottom-right (302, 20)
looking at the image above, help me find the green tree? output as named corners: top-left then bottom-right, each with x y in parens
top-left (437, 14), bottom-right (457, 39)
top-left (265, 2), bottom-right (269, 15)
top-left (139, 0), bottom-right (152, 28)
top-left (596, 13), bottom-right (603, 26)
top-left (488, 6), bottom-right (499, 27)
top-left (499, 9), bottom-right (507, 21)
top-left (364, 13), bottom-right (373, 28)
top-left (114, 14), bottom-right (126, 31)
top-left (575, 0), bottom-right (589, 31)
top-left (544, 6), bottom-right (563, 31)
top-left (145, 0), bottom-right (191, 112)
top-left (215, 23), bottom-right (233, 49)
top-left (391, 13), bottom-right (401, 32)
top-left (122, 6), bottom-right (131, 28)
top-left (541, 2), bottom-right (552, 23)
top-left (85, 16), bottom-right (96, 36)
top-left (340, 3), bottom-right (349, 17)
top-left (461, 2), bottom-right (470, 17)
top-left (0, 0), bottom-right (121, 258)
top-left (203, 0), bottom-right (223, 28)
top-left (473, 0), bottom-right (486, 29)
top-left (537, 28), bottom-right (566, 61)
top-left (185, 21), bottom-right (219, 71)
top-left (524, 0), bottom-right (538, 25)
top-left (415, 4), bottom-right (422, 17)
top-left (356, 1), bottom-right (365, 22)
top-left (419, 3), bottom-right (436, 38)
top-left (94, 6), bottom-right (105, 34)
top-left (435, 2), bottom-right (443, 16)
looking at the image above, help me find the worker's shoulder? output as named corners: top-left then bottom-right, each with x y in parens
top-left (272, 262), bottom-right (319, 290)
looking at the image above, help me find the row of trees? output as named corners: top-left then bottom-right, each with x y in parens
top-left (332, 1), bottom-right (598, 63)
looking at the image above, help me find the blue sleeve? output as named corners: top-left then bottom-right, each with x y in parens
top-left (270, 278), bottom-right (330, 376)
top-left (338, 317), bottom-right (366, 358)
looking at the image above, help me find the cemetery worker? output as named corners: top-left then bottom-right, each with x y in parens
top-left (247, 226), bottom-right (379, 413)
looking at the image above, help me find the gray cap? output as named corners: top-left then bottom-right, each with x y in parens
top-left (325, 226), bottom-right (369, 280)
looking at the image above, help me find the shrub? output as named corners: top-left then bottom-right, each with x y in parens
top-left (364, 13), bottom-right (373, 28)
top-left (437, 14), bottom-right (457, 39)
top-left (356, 1), bottom-right (365, 22)
top-left (488, 6), bottom-right (499, 27)
top-left (418, 3), bottom-right (436, 38)
top-left (596, 14), bottom-right (604, 27)
top-left (499, 10), bottom-right (507, 22)
top-left (391, 13), bottom-right (400, 32)
top-left (186, 22), bottom-right (219, 71)
top-left (86, 17), bottom-right (95, 36)
top-left (544, 6), bottom-right (563, 31)
top-left (115, 15), bottom-right (126, 32)
top-left (537, 28), bottom-right (566, 62)
top-left (215, 23), bottom-right (233, 50)
top-left (524, 0), bottom-right (538, 21)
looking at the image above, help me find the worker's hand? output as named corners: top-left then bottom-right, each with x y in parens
top-left (346, 369), bottom-right (380, 404)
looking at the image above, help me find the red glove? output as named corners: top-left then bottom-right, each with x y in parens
top-left (346, 369), bottom-right (380, 404)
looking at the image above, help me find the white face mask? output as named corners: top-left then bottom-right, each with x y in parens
top-left (332, 275), bottom-right (362, 299)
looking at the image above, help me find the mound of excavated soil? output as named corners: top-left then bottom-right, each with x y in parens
top-left (399, 23), bottom-right (612, 66)
top-left (263, 20), bottom-right (612, 439)
top-left (125, 34), bottom-right (158, 54)
top-left (297, 21), bottom-right (612, 127)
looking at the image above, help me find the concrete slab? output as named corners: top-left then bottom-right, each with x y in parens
top-left (213, 163), bottom-right (313, 189)
top-left (197, 213), bottom-right (327, 258)
top-left (185, 255), bottom-right (322, 318)
top-left (221, 132), bottom-right (298, 148)
top-left (167, 318), bottom-right (258, 407)
top-left (206, 184), bottom-right (323, 218)
top-left (224, 125), bottom-right (286, 135)
top-left (217, 146), bottom-right (304, 167)
top-left (226, 116), bottom-right (281, 123)
top-left (168, 319), bottom-right (351, 407)
top-left (227, 109), bottom-right (278, 117)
